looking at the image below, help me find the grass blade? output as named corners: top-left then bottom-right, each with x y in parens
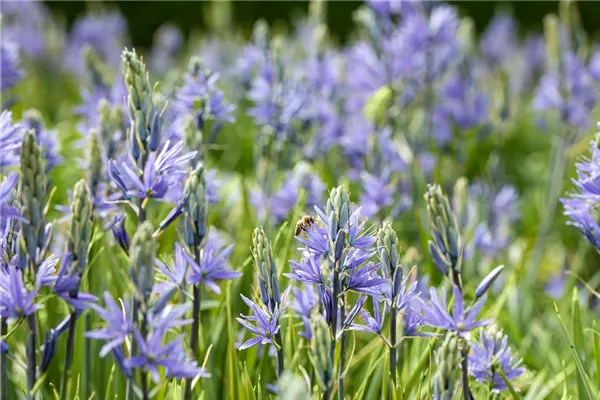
top-left (554, 303), bottom-right (595, 400)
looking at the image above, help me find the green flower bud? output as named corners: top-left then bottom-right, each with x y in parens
top-left (183, 166), bottom-right (207, 247)
top-left (122, 48), bottom-right (162, 159)
top-left (19, 130), bottom-right (48, 266)
top-left (452, 177), bottom-right (469, 229)
top-left (424, 184), bottom-right (463, 283)
top-left (433, 334), bottom-right (461, 400)
top-left (252, 227), bottom-right (280, 307)
top-left (377, 221), bottom-right (400, 279)
top-left (310, 314), bottom-right (333, 394)
top-left (325, 185), bottom-right (350, 239)
top-left (68, 180), bottom-right (93, 274)
top-left (129, 222), bottom-right (157, 303)
top-left (88, 132), bottom-right (103, 198)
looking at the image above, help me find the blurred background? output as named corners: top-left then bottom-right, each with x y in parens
top-left (45, 1), bottom-right (600, 47)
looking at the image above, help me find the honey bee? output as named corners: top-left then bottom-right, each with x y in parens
top-left (294, 215), bottom-right (315, 236)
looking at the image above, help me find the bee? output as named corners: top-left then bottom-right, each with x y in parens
top-left (294, 215), bottom-right (315, 236)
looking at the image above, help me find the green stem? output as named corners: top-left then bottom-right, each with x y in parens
top-left (338, 293), bottom-right (346, 400)
top-left (389, 305), bottom-right (397, 398)
top-left (26, 315), bottom-right (37, 400)
top-left (329, 261), bottom-right (340, 400)
top-left (0, 319), bottom-right (7, 400)
top-left (60, 312), bottom-right (78, 400)
top-left (184, 244), bottom-right (203, 400)
top-left (461, 347), bottom-right (471, 400)
top-left (274, 331), bottom-right (284, 378)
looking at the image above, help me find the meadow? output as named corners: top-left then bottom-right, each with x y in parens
top-left (1, 1), bottom-right (600, 399)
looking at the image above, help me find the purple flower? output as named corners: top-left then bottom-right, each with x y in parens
top-left (126, 329), bottom-right (209, 382)
top-left (562, 140), bottom-right (600, 250)
top-left (247, 59), bottom-right (308, 140)
top-left (291, 286), bottom-right (318, 339)
top-left (368, 0), bottom-right (417, 17)
top-left (109, 141), bottom-right (196, 202)
top-left (534, 52), bottom-right (597, 131)
top-left (359, 170), bottom-right (394, 218)
top-left (86, 292), bottom-right (132, 357)
top-left (109, 214), bottom-right (130, 254)
top-left (469, 329), bottom-right (525, 391)
top-left (0, 38), bottom-right (23, 91)
top-left (351, 296), bottom-right (386, 335)
top-left (149, 24), bottom-right (184, 76)
top-left (0, 111), bottom-right (22, 171)
top-left (287, 254), bottom-right (325, 286)
top-left (479, 14), bottom-right (518, 68)
top-left (53, 254), bottom-right (97, 311)
top-left (0, 264), bottom-right (40, 323)
top-left (343, 260), bottom-right (387, 295)
top-left (184, 238), bottom-right (240, 294)
top-left (237, 294), bottom-right (281, 350)
top-left (64, 11), bottom-right (128, 77)
top-left (154, 243), bottom-right (189, 302)
top-left (419, 287), bottom-right (491, 337)
top-left (0, 174), bottom-right (25, 223)
top-left (0, 1), bottom-right (49, 57)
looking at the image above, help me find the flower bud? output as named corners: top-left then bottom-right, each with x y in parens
top-left (377, 221), bottom-right (400, 279)
top-left (129, 221), bottom-right (156, 303)
top-left (183, 166), bottom-right (207, 247)
top-left (475, 265), bottom-right (504, 299)
top-left (68, 180), bottom-right (93, 274)
top-left (87, 132), bottom-right (103, 198)
top-left (334, 229), bottom-right (345, 262)
top-left (252, 227), bottom-right (280, 307)
top-left (310, 314), bottom-right (333, 393)
top-left (325, 185), bottom-right (350, 238)
top-left (433, 333), bottom-right (460, 400)
top-left (19, 130), bottom-right (48, 266)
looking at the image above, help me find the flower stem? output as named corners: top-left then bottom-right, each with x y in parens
top-left (389, 304), bottom-right (397, 397)
top-left (330, 262), bottom-right (340, 400)
top-left (139, 317), bottom-right (149, 400)
top-left (125, 299), bottom-right (139, 400)
top-left (185, 245), bottom-right (203, 400)
top-left (274, 330), bottom-right (284, 377)
top-left (26, 314), bottom-right (37, 400)
top-left (461, 347), bottom-right (471, 400)
top-left (60, 311), bottom-right (78, 400)
top-left (338, 293), bottom-right (346, 400)
top-left (1, 318), bottom-right (7, 400)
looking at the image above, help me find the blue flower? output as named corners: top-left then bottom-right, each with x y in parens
top-left (469, 328), bottom-right (525, 391)
top-left (419, 287), bottom-right (491, 337)
top-left (562, 140), bottom-right (600, 250)
top-left (0, 38), bottom-right (23, 92)
top-left (287, 254), bottom-right (325, 286)
top-left (0, 174), bottom-right (26, 223)
top-left (534, 52), bottom-right (597, 131)
top-left (350, 296), bottom-right (386, 335)
top-left (291, 286), bottom-right (318, 339)
top-left (0, 111), bottom-right (22, 171)
top-left (53, 254), bottom-right (97, 311)
top-left (479, 14), bottom-right (518, 68)
top-left (86, 292), bottom-right (132, 357)
top-left (63, 11), bottom-right (128, 77)
top-left (126, 329), bottom-right (209, 382)
top-left (237, 295), bottom-right (281, 350)
top-left (154, 243), bottom-right (189, 303)
top-left (0, 264), bottom-right (40, 323)
top-left (0, 1), bottom-right (49, 57)
top-left (184, 238), bottom-right (240, 294)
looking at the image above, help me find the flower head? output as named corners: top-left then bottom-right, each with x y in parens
top-left (469, 328), bottom-right (525, 391)
top-left (237, 295), bottom-right (281, 350)
top-left (185, 237), bottom-right (240, 294)
top-left (419, 287), bottom-right (491, 337)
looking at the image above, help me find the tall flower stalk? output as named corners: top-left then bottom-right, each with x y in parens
top-left (60, 180), bottom-right (93, 399)
top-left (183, 166), bottom-right (208, 400)
top-left (18, 131), bottom-right (50, 400)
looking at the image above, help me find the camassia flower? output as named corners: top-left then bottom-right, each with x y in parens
top-left (419, 287), bottom-right (491, 337)
top-left (469, 328), bottom-right (525, 391)
top-left (562, 139), bottom-right (600, 251)
top-left (183, 238), bottom-right (240, 294)
top-left (237, 294), bottom-right (282, 350)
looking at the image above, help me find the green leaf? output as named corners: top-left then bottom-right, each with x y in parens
top-left (555, 303), bottom-right (595, 400)
top-left (594, 320), bottom-right (600, 391)
top-left (572, 288), bottom-right (588, 399)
